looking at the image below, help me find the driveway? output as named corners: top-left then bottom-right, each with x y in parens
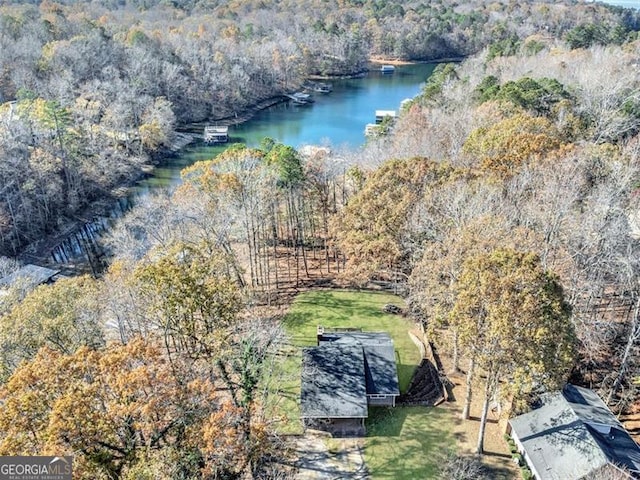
top-left (293, 434), bottom-right (368, 479)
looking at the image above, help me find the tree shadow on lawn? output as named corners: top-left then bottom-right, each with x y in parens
top-left (366, 406), bottom-right (409, 437)
top-left (293, 292), bottom-right (364, 315)
top-left (284, 306), bottom-right (354, 335)
top-left (287, 291), bottom-right (395, 326)
top-left (365, 406), bottom-right (453, 479)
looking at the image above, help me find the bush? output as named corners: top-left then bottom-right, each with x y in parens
top-left (521, 466), bottom-right (533, 480)
top-left (437, 451), bottom-right (489, 480)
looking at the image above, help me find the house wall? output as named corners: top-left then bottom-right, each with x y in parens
top-left (510, 427), bottom-right (543, 480)
top-left (303, 417), bottom-right (366, 437)
top-left (367, 395), bottom-right (396, 407)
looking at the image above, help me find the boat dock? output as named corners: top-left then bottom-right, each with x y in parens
top-left (375, 110), bottom-right (397, 123)
top-left (286, 92), bottom-right (314, 104)
top-left (365, 110), bottom-right (399, 136)
top-left (203, 125), bottom-right (229, 143)
top-left (304, 81), bottom-right (332, 93)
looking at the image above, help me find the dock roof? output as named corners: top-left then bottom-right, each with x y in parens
top-left (0, 264), bottom-right (60, 289)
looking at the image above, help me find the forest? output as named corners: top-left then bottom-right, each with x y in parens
top-left (0, 0), bottom-right (639, 256)
top-left (2, 0), bottom-right (640, 478)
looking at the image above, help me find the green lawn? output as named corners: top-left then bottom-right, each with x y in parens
top-left (365, 406), bottom-right (454, 479)
top-left (272, 289), bottom-right (454, 478)
top-left (283, 289), bottom-right (421, 390)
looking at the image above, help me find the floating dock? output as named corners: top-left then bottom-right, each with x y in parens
top-left (203, 125), bottom-right (229, 143)
top-left (364, 123), bottom-right (380, 136)
top-left (366, 109), bottom-right (399, 136)
top-left (304, 82), bottom-right (332, 93)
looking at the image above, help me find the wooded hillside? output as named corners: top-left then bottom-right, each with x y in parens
top-left (0, 0), bottom-right (638, 256)
top-left (349, 39), bottom-right (640, 419)
top-left (2, 1), bottom-right (640, 477)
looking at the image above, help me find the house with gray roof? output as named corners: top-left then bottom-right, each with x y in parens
top-left (0, 264), bottom-right (61, 292)
top-left (508, 384), bottom-right (640, 479)
top-left (300, 327), bottom-right (400, 436)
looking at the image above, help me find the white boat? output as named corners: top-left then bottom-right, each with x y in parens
top-left (288, 92), bottom-right (314, 104)
top-left (380, 65), bottom-right (395, 74)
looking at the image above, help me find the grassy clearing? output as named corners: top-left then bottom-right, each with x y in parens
top-left (283, 289), bottom-right (421, 390)
top-left (271, 289), bottom-right (421, 434)
top-left (272, 289), bottom-right (453, 478)
top-left (365, 406), bottom-right (454, 479)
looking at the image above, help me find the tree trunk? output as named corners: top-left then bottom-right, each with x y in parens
top-left (607, 292), bottom-right (640, 405)
top-left (297, 195), bottom-right (309, 278)
top-left (462, 357), bottom-right (475, 420)
top-left (451, 328), bottom-right (461, 374)
top-left (476, 376), bottom-right (492, 455)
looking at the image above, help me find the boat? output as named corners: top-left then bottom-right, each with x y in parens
top-left (287, 92), bottom-right (314, 104)
top-left (380, 65), bottom-right (395, 74)
top-left (312, 82), bottom-right (332, 93)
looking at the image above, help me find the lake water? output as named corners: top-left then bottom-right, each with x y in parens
top-left (599, 0), bottom-right (639, 8)
top-left (140, 63), bottom-right (436, 191)
top-left (51, 63), bottom-right (436, 265)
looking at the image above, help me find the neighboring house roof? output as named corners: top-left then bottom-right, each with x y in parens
top-left (509, 384), bottom-right (640, 480)
top-left (0, 264), bottom-right (61, 289)
top-left (300, 331), bottom-right (400, 419)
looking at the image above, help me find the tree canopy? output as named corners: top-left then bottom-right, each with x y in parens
top-left (452, 248), bottom-right (576, 452)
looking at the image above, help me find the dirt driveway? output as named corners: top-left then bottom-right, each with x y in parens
top-left (292, 434), bottom-right (368, 479)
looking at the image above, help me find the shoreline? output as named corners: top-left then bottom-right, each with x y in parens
top-left (15, 96), bottom-right (291, 269)
top-left (369, 56), bottom-right (465, 65)
top-left (208, 96), bottom-right (289, 127)
top-left (15, 57), bottom-right (456, 270)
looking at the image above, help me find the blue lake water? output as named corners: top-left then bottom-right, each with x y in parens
top-left (599, 0), bottom-right (639, 8)
top-left (142, 63), bottom-right (436, 190)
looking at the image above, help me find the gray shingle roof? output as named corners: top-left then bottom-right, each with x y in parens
top-left (0, 264), bottom-right (60, 288)
top-left (300, 331), bottom-right (400, 419)
top-left (509, 384), bottom-right (640, 480)
top-left (320, 332), bottom-right (400, 396)
top-left (301, 344), bottom-right (368, 419)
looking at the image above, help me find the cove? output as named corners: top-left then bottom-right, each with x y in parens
top-left (138, 62), bottom-right (436, 192)
top-left (51, 62), bottom-right (436, 267)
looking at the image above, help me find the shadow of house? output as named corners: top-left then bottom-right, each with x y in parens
top-left (508, 384), bottom-right (640, 479)
top-left (300, 327), bottom-right (400, 437)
